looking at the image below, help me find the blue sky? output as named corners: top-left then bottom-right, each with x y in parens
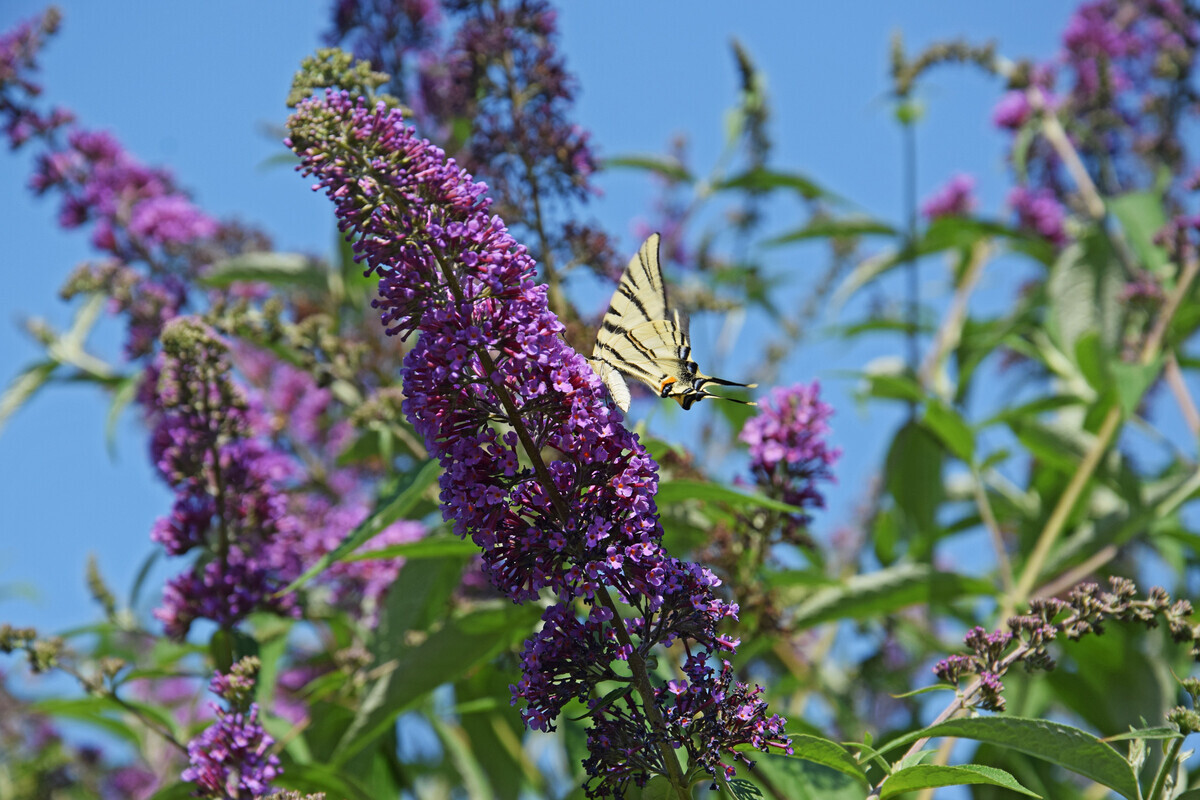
top-left (0, 2), bottom-right (1081, 637)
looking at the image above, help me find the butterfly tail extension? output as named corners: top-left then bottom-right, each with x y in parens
top-left (696, 373), bottom-right (758, 390)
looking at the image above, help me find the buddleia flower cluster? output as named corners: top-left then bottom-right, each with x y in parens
top-left (326, 0), bottom-right (621, 329)
top-left (1, 14), bottom-right (423, 638)
top-left (148, 319), bottom-right (301, 638)
top-left (0, 7), bottom-right (72, 147)
top-left (993, 0), bottom-right (1200, 246)
top-left (934, 577), bottom-right (1200, 712)
top-left (182, 657), bottom-right (282, 799)
top-left (286, 62), bottom-right (792, 795)
top-left (740, 382), bottom-right (840, 530)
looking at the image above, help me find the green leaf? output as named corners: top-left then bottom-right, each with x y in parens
top-left (831, 248), bottom-right (906, 308)
top-left (782, 734), bottom-right (868, 784)
top-left (789, 563), bottom-right (993, 630)
top-left (885, 421), bottom-right (943, 535)
top-left (713, 167), bottom-right (833, 201)
top-left (1112, 357), bottom-right (1162, 416)
top-left (656, 478), bottom-right (808, 515)
top-left (1007, 416), bottom-right (1088, 475)
top-left (199, 252), bottom-right (328, 290)
top-left (980, 394), bottom-right (1084, 428)
top-left (280, 459), bottom-right (440, 594)
top-left (883, 717), bottom-right (1139, 800)
top-left (345, 535), bottom-right (476, 562)
top-left (146, 783), bottom-right (197, 800)
top-left (333, 604), bottom-right (540, 765)
top-left (275, 762), bottom-right (375, 800)
top-left (0, 360), bottom-right (58, 438)
top-left (765, 217), bottom-right (898, 247)
top-left (1101, 726), bottom-right (1182, 743)
top-left (858, 372), bottom-right (924, 404)
top-left (638, 776), bottom-right (675, 800)
top-left (744, 752), bottom-right (865, 799)
top-left (923, 401), bottom-right (975, 463)
top-left (1074, 330), bottom-right (1109, 396)
top-left (1045, 231), bottom-right (1122, 357)
top-left (29, 697), bottom-right (142, 746)
top-left (129, 550), bottom-right (160, 611)
top-left (104, 374), bottom-right (139, 458)
top-left (923, 216), bottom-right (1055, 264)
top-left (879, 764), bottom-right (1039, 798)
top-left (603, 154), bottom-right (692, 183)
top-left (1110, 191), bottom-right (1169, 275)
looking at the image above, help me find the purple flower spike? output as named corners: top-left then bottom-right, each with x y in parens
top-left (287, 80), bottom-right (790, 795)
top-left (182, 660), bottom-right (281, 799)
top-left (740, 382), bottom-right (839, 527)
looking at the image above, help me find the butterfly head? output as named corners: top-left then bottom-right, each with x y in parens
top-left (663, 372), bottom-right (757, 410)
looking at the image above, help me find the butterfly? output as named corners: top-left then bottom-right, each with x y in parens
top-left (591, 232), bottom-right (756, 412)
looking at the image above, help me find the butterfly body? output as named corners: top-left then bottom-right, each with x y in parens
top-left (591, 233), bottom-right (756, 412)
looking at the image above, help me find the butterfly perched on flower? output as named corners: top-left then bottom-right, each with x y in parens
top-left (591, 233), bottom-right (756, 412)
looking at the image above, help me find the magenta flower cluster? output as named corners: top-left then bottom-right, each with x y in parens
top-left (0, 9), bottom-right (73, 148)
top-left (326, 0), bottom-right (618, 285)
top-left (182, 660), bottom-right (281, 799)
top-left (148, 319), bottom-right (301, 639)
top-left (740, 382), bottom-right (840, 526)
top-left (992, 0), bottom-right (1199, 237)
top-left (921, 173), bottom-right (977, 221)
top-left (1009, 185), bottom-right (1069, 247)
top-left (287, 87), bottom-right (790, 795)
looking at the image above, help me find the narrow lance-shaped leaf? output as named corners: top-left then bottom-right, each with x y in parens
top-left (879, 764), bottom-right (1040, 799)
top-left (880, 717), bottom-right (1139, 800)
top-left (279, 458), bottom-right (441, 594)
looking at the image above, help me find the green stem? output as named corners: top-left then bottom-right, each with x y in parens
top-left (1146, 735), bottom-right (1183, 800)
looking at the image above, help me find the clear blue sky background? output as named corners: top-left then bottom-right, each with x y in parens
top-left (0, 3), bottom-right (1085, 640)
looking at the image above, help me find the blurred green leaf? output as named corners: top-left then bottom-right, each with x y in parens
top-left (1112, 358), bottom-right (1162, 416)
top-left (276, 762), bottom-right (375, 800)
top-left (0, 360), bottom-right (57, 438)
top-left (146, 783), bottom-right (197, 800)
top-left (980, 394), bottom-right (1084, 428)
top-left (199, 252), bottom-right (328, 289)
top-left (104, 373), bottom-right (139, 458)
top-left (457, 670), bottom-right (536, 800)
top-left (713, 167), bottom-right (833, 201)
top-left (1045, 230), bottom-right (1122, 358)
top-left (1073, 331), bottom-right (1109, 397)
top-left (29, 697), bottom-right (143, 746)
top-left (859, 372), bottom-right (924, 404)
top-left (281, 459), bottom-right (440, 594)
top-left (923, 401), bottom-right (975, 463)
top-left (885, 421), bottom-right (943, 536)
top-left (334, 603), bottom-right (540, 765)
top-left (1110, 191), bottom-right (1168, 276)
top-left (789, 563), bottom-right (993, 630)
top-left (1007, 416), bottom-right (1088, 475)
top-left (345, 535), bottom-right (476, 562)
top-left (657, 478), bottom-right (807, 515)
top-left (745, 752), bottom-right (865, 799)
top-left (923, 216), bottom-right (1055, 264)
top-left (765, 217), bottom-right (898, 247)
top-left (880, 764), bottom-right (1039, 798)
top-left (603, 154), bottom-right (692, 183)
